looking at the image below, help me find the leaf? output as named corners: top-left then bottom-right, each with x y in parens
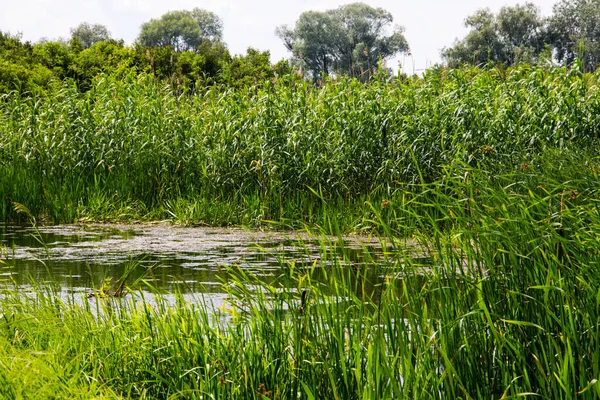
top-left (500, 319), bottom-right (545, 331)
top-left (301, 382), bottom-right (316, 400)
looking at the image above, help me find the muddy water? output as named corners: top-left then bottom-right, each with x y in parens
top-left (0, 224), bottom-right (394, 300)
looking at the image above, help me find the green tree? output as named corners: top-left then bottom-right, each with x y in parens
top-left (497, 3), bottom-right (545, 64)
top-left (277, 11), bottom-right (337, 79)
top-left (442, 3), bottom-right (545, 67)
top-left (70, 22), bottom-right (111, 49)
top-left (442, 9), bottom-right (500, 66)
top-left (0, 31), bottom-right (54, 94)
top-left (71, 39), bottom-right (142, 91)
top-left (549, 0), bottom-right (600, 71)
top-left (33, 41), bottom-right (70, 78)
top-left (221, 48), bottom-right (274, 88)
top-left (277, 2), bottom-right (409, 81)
top-left (139, 41), bottom-right (230, 90)
top-left (137, 8), bottom-right (223, 52)
top-left (68, 37), bottom-right (84, 55)
top-left (335, 3), bottom-right (409, 77)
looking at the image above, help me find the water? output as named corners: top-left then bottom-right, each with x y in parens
top-left (0, 224), bottom-right (403, 300)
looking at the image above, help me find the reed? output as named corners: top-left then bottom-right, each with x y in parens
top-left (1, 64), bottom-right (600, 397)
top-left (1, 165), bottom-right (600, 398)
top-left (1, 65), bottom-right (599, 231)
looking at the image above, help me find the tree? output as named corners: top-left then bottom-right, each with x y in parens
top-left (497, 3), bottom-right (545, 64)
top-left (140, 41), bottom-right (230, 87)
top-left (221, 48), bottom-right (274, 88)
top-left (137, 8), bottom-right (223, 52)
top-left (71, 39), bottom-right (141, 91)
top-left (442, 9), bottom-right (503, 66)
top-left (442, 3), bottom-right (545, 67)
top-left (0, 32), bottom-right (54, 94)
top-left (33, 41), bottom-right (70, 78)
top-left (549, 0), bottom-right (600, 71)
top-left (277, 2), bottom-right (409, 81)
top-left (335, 3), bottom-right (409, 77)
top-left (70, 23), bottom-right (111, 49)
top-left (277, 11), bottom-right (338, 79)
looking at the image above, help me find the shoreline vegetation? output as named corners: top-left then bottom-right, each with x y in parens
top-left (2, 65), bottom-right (599, 231)
top-left (2, 64), bottom-right (600, 398)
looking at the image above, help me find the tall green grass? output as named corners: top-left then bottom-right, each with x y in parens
top-left (1, 64), bottom-right (599, 229)
top-left (2, 63), bottom-right (600, 398)
top-left (1, 166), bottom-right (600, 398)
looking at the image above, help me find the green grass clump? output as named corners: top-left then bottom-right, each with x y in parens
top-left (1, 167), bottom-right (600, 398)
top-left (1, 64), bottom-right (599, 229)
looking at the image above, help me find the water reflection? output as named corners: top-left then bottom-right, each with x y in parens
top-left (0, 225), bottom-right (400, 297)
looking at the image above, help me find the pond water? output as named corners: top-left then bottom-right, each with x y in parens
top-left (0, 224), bottom-right (411, 302)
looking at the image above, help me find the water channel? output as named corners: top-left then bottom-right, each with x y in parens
top-left (0, 224), bottom-right (413, 304)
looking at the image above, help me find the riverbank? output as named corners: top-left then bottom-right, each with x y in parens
top-left (2, 176), bottom-right (600, 398)
top-left (2, 65), bottom-right (600, 232)
top-left (2, 64), bottom-right (600, 397)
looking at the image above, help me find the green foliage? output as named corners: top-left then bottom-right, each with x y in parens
top-left (443, 3), bottom-right (545, 67)
top-left (277, 2), bottom-right (409, 81)
top-left (33, 41), bottom-right (71, 78)
top-left (70, 22), bottom-right (111, 49)
top-left (141, 42), bottom-right (231, 90)
top-left (335, 3), bottom-right (409, 77)
top-left (272, 58), bottom-right (294, 77)
top-left (221, 48), bottom-right (275, 88)
top-left (0, 32), bottom-right (240, 95)
top-left (277, 11), bottom-right (338, 79)
top-left (71, 39), bottom-right (144, 91)
top-left (1, 65), bottom-right (599, 228)
top-left (137, 8), bottom-right (223, 52)
top-left (68, 36), bottom-right (84, 55)
top-left (0, 58), bottom-right (52, 94)
top-left (549, 0), bottom-right (600, 71)
top-left (0, 32), bottom-right (55, 94)
top-left (2, 166), bottom-right (600, 397)
top-left (0, 31), bottom-right (34, 61)
top-left (191, 41), bottom-right (231, 78)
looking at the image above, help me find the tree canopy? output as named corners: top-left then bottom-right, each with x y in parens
top-left (549, 0), bottom-right (600, 71)
top-left (137, 8), bottom-right (223, 52)
top-left (277, 2), bottom-right (409, 80)
top-left (6, 0), bottom-right (600, 97)
top-left (70, 23), bottom-right (111, 49)
top-left (442, 3), bottom-right (545, 67)
top-left (0, 32), bottom-right (54, 93)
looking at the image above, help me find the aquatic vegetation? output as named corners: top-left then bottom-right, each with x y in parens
top-left (1, 63), bottom-right (600, 397)
top-left (1, 64), bottom-right (599, 231)
top-left (1, 171), bottom-right (600, 398)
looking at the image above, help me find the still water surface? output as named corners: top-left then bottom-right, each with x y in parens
top-left (0, 224), bottom-right (395, 300)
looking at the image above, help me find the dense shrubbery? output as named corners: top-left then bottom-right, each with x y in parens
top-left (0, 31), bottom-right (287, 95)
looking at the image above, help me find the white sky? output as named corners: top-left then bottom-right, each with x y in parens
top-left (2, 0), bottom-right (558, 73)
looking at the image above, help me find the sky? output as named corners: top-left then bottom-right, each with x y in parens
top-left (2, 0), bottom-right (558, 73)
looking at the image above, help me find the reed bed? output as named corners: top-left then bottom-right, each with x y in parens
top-left (1, 64), bottom-right (600, 398)
top-left (1, 64), bottom-right (599, 229)
top-left (1, 169), bottom-right (600, 398)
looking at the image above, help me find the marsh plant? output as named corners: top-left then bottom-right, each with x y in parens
top-left (1, 169), bottom-right (600, 398)
top-left (1, 63), bottom-right (600, 398)
top-left (1, 64), bottom-right (600, 231)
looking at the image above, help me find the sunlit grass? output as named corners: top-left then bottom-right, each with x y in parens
top-left (1, 63), bottom-right (600, 397)
top-left (1, 168), bottom-right (600, 398)
top-left (1, 65), bottom-right (599, 231)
